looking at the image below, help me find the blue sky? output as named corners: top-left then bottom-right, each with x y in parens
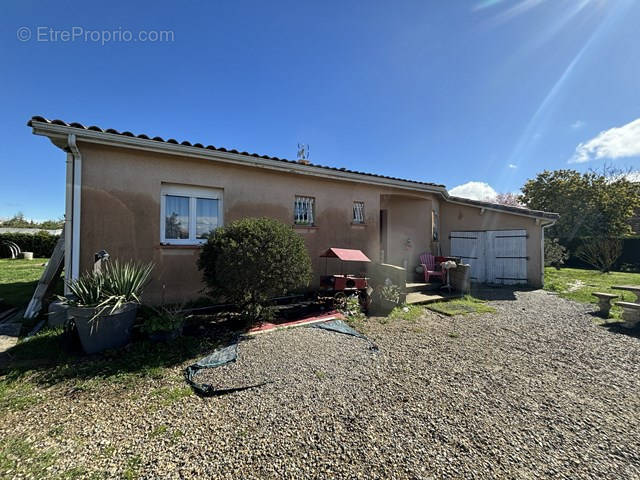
top-left (1, 0), bottom-right (639, 220)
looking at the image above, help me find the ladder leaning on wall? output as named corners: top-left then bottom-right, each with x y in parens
top-left (24, 226), bottom-right (65, 321)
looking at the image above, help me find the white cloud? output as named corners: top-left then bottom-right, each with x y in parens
top-left (571, 120), bottom-right (585, 129)
top-left (570, 118), bottom-right (640, 163)
top-left (448, 181), bottom-right (498, 201)
top-left (508, 163), bottom-right (517, 169)
top-left (626, 171), bottom-right (640, 182)
top-left (608, 171), bottom-right (640, 183)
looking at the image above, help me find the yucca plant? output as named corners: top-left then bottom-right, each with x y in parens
top-left (65, 271), bottom-right (107, 308)
top-left (102, 260), bottom-right (154, 306)
top-left (62, 260), bottom-right (154, 319)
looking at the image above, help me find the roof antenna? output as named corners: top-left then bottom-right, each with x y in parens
top-left (297, 143), bottom-right (310, 165)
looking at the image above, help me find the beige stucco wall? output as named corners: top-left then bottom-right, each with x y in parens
top-left (380, 195), bottom-right (433, 278)
top-left (439, 201), bottom-right (543, 287)
top-left (75, 142), bottom-right (545, 302)
top-left (77, 143), bottom-right (438, 303)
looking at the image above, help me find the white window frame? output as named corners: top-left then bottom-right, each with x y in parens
top-left (160, 184), bottom-right (223, 245)
top-left (294, 195), bottom-right (315, 226)
top-left (352, 201), bottom-right (365, 224)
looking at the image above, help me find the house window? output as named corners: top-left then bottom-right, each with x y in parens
top-left (294, 196), bottom-right (315, 225)
top-left (161, 184), bottom-right (223, 244)
top-left (353, 201), bottom-right (365, 224)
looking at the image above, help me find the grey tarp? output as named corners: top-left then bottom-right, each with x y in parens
top-left (184, 319), bottom-right (377, 396)
top-left (312, 319), bottom-right (379, 351)
top-left (183, 340), bottom-right (255, 396)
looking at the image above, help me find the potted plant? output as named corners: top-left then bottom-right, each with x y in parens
top-left (141, 306), bottom-right (185, 342)
top-left (371, 283), bottom-right (402, 316)
top-left (61, 260), bottom-right (154, 354)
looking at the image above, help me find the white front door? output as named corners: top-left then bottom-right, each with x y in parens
top-left (451, 229), bottom-right (528, 285)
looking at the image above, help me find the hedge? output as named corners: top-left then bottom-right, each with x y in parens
top-left (0, 232), bottom-right (61, 258)
top-left (562, 237), bottom-right (640, 272)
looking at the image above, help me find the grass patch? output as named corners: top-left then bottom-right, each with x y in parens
top-left (342, 311), bottom-right (367, 332)
top-left (0, 435), bottom-right (88, 479)
top-left (0, 257), bottom-right (62, 307)
top-left (0, 436), bottom-right (56, 478)
top-left (122, 455), bottom-right (142, 480)
top-left (384, 305), bottom-right (426, 323)
top-left (151, 386), bottom-right (192, 406)
top-left (0, 377), bottom-right (39, 413)
top-left (427, 295), bottom-right (496, 317)
top-left (544, 267), bottom-right (640, 319)
top-left (150, 424), bottom-right (169, 438)
top-left (1, 327), bottom-right (220, 397)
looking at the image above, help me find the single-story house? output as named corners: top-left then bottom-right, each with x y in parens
top-left (28, 116), bottom-right (558, 303)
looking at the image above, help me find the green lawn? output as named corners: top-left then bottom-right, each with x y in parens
top-left (0, 258), bottom-right (55, 307)
top-left (427, 295), bottom-right (496, 317)
top-left (544, 267), bottom-right (640, 319)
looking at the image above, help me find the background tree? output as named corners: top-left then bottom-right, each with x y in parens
top-left (520, 169), bottom-right (640, 241)
top-left (0, 212), bottom-right (64, 229)
top-left (543, 238), bottom-right (568, 269)
top-left (494, 192), bottom-right (523, 207)
top-left (576, 238), bottom-right (623, 273)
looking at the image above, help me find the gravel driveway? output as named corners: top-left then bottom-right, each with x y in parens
top-left (2, 290), bottom-right (640, 479)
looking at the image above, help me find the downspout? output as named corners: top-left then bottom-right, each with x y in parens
top-left (67, 134), bottom-right (82, 285)
top-left (540, 219), bottom-right (557, 287)
top-left (63, 150), bottom-right (73, 294)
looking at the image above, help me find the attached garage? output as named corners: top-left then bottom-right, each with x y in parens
top-left (440, 198), bottom-right (559, 288)
top-left (450, 230), bottom-right (528, 285)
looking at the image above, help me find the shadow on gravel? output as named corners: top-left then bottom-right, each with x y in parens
top-left (600, 322), bottom-right (640, 339)
top-left (470, 286), bottom-right (535, 301)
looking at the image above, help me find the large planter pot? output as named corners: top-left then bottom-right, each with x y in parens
top-left (68, 303), bottom-right (138, 354)
top-left (370, 299), bottom-right (398, 317)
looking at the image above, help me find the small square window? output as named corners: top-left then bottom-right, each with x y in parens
top-left (294, 196), bottom-right (315, 225)
top-left (353, 201), bottom-right (365, 224)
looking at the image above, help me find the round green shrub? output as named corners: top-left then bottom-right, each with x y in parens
top-left (198, 217), bottom-right (312, 324)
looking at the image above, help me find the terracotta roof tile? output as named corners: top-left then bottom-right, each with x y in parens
top-left (27, 116), bottom-right (446, 189)
top-left (448, 195), bottom-right (559, 219)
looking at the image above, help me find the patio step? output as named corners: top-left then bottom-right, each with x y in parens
top-left (406, 292), bottom-right (447, 305)
top-left (405, 282), bottom-right (439, 293)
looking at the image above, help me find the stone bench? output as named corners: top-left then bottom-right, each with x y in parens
top-left (591, 292), bottom-right (618, 317)
top-left (616, 301), bottom-right (640, 329)
top-left (612, 285), bottom-right (640, 303)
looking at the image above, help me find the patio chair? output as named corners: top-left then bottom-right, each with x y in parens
top-left (420, 253), bottom-right (445, 283)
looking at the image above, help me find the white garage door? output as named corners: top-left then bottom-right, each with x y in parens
top-left (450, 230), bottom-right (528, 285)
top-left (450, 231), bottom-right (485, 282)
